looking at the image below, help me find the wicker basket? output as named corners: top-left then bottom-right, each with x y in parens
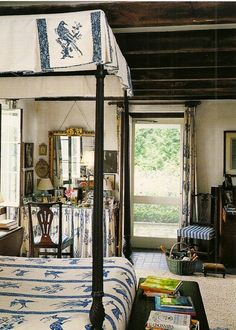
top-left (166, 242), bottom-right (196, 275)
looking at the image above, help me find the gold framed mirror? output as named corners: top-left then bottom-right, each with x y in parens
top-left (49, 127), bottom-right (95, 188)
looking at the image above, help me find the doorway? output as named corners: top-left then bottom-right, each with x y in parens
top-left (131, 117), bottom-right (183, 249)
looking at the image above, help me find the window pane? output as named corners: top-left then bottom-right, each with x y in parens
top-left (133, 203), bottom-right (179, 238)
top-left (1, 109), bottom-right (21, 206)
top-left (134, 124), bottom-right (181, 197)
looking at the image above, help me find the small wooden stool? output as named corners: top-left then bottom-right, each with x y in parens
top-left (202, 263), bottom-right (226, 278)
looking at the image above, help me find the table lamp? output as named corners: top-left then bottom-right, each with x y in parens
top-left (38, 178), bottom-right (54, 195)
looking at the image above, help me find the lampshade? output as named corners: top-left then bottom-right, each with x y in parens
top-left (103, 178), bottom-right (113, 191)
top-left (38, 178), bottom-right (54, 191)
top-left (0, 192), bottom-right (4, 203)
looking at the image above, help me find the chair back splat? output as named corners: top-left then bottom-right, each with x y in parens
top-left (28, 202), bottom-right (73, 258)
top-left (177, 187), bottom-right (218, 261)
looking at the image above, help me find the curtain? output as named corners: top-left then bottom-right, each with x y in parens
top-left (53, 136), bottom-right (63, 188)
top-left (181, 105), bottom-right (198, 227)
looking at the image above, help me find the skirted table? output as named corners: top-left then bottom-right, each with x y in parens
top-left (21, 205), bottom-right (117, 258)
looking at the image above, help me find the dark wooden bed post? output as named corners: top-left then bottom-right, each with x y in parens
top-left (122, 91), bottom-right (132, 262)
top-left (89, 64), bottom-right (106, 329)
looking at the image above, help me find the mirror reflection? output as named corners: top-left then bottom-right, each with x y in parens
top-left (49, 128), bottom-right (95, 188)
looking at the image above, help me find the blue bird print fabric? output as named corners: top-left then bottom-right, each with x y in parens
top-left (0, 256), bottom-right (136, 329)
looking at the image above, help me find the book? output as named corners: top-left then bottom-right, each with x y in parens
top-left (160, 296), bottom-right (194, 309)
top-left (143, 291), bottom-right (171, 297)
top-left (140, 276), bottom-right (182, 294)
top-left (0, 219), bottom-right (17, 227)
top-left (0, 220), bottom-right (17, 230)
top-left (155, 296), bottom-right (196, 317)
top-left (145, 310), bottom-right (191, 330)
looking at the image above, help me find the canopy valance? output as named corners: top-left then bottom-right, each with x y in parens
top-left (0, 10), bottom-right (132, 98)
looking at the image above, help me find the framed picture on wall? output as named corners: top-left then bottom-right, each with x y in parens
top-left (24, 142), bottom-right (34, 168)
top-left (39, 143), bottom-right (47, 156)
top-left (224, 131), bottom-right (236, 176)
top-left (25, 170), bottom-right (34, 196)
top-left (104, 150), bottom-right (118, 173)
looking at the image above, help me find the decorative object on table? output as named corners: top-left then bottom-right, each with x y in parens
top-left (35, 158), bottom-right (50, 178)
top-left (65, 187), bottom-right (74, 203)
top-left (24, 142), bottom-right (34, 168)
top-left (224, 130), bottom-right (236, 176)
top-left (104, 150), bottom-right (118, 173)
top-left (24, 170), bottom-right (34, 196)
top-left (37, 177), bottom-right (53, 196)
top-left (164, 242), bottom-right (198, 275)
top-left (38, 143), bottom-right (47, 156)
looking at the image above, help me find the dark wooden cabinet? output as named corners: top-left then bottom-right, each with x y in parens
top-left (0, 227), bottom-right (24, 256)
top-left (217, 186), bottom-right (236, 267)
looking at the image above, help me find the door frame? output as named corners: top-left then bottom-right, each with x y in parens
top-left (130, 114), bottom-right (184, 250)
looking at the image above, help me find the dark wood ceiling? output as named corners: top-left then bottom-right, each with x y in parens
top-left (1, 1), bottom-right (236, 101)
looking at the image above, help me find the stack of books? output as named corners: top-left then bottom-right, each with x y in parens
top-left (0, 219), bottom-right (18, 230)
top-left (155, 295), bottom-right (196, 317)
top-left (140, 277), bottom-right (200, 330)
top-left (140, 276), bottom-right (183, 296)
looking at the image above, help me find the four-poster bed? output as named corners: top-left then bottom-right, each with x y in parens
top-left (0, 9), bottom-right (134, 329)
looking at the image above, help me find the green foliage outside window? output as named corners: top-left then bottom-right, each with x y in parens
top-left (135, 127), bottom-right (180, 173)
top-left (134, 204), bottom-right (179, 224)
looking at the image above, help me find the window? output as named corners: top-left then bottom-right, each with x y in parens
top-left (0, 106), bottom-right (22, 207)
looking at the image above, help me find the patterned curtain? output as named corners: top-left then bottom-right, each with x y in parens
top-left (53, 136), bottom-right (63, 188)
top-left (181, 105), bottom-right (198, 227)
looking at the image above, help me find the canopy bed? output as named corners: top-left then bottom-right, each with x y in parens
top-left (0, 9), bottom-right (133, 329)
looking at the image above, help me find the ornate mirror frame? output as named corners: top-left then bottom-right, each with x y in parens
top-left (49, 127), bottom-right (95, 186)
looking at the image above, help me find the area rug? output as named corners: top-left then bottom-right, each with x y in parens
top-left (135, 267), bottom-right (236, 330)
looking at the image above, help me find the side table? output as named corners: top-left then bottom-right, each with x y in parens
top-left (128, 278), bottom-right (209, 330)
top-left (0, 226), bottom-right (24, 256)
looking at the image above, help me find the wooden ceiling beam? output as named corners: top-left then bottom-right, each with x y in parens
top-left (126, 51), bottom-right (236, 69)
top-left (115, 29), bottom-right (236, 55)
top-left (1, 2), bottom-right (236, 28)
top-left (133, 89), bottom-right (236, 96)
top-left (132, 80), bottom-right (236, 89)
top-left (130, 68), bottom-right (236, 81)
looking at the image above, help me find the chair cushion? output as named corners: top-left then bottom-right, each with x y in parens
top-left (177, 225), bottom-right (215, 240)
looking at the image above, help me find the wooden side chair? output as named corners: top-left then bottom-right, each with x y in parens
top-left (28, 202), bottom-right (73, 258)
top-left (177, 189), bottom-right (218, 261)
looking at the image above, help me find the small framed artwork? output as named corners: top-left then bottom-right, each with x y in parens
top-left (104, 150), bottom-right (118, 173)
top-left (224, 131), bottom-right (236, 176)
top-left (24, 142), bottom-right (34, 168)
top-left (39, 143), bottom-right (47, 156)
top-left (25, 170), bottom-right (34, 196)
top-left (104, 174), bottom-right (115, 190)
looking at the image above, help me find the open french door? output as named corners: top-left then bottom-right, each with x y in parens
top-left (131, 117), bottom-right (183, 249)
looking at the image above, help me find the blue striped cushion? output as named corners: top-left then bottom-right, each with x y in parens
top-left (177, 225), bottom-right (215, 240)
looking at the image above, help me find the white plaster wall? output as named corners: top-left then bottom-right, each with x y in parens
top-left (196, 100), bottom-right (236, 193)
top-left (18, 99), bottom-right (236, 196)
top-left (18, 99), bottom-right (118, 188)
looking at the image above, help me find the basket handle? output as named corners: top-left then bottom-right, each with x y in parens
top-left (169, 242), bottom-right (191, 258)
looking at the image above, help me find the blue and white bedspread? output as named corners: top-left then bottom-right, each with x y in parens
top-left (0, 256), bottom-right (137, 329)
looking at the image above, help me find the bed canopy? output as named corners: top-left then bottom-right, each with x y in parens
top-left (0, 9), bottom-right (132, 329)
top-left (0, 9), bottom-right (132, 98)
